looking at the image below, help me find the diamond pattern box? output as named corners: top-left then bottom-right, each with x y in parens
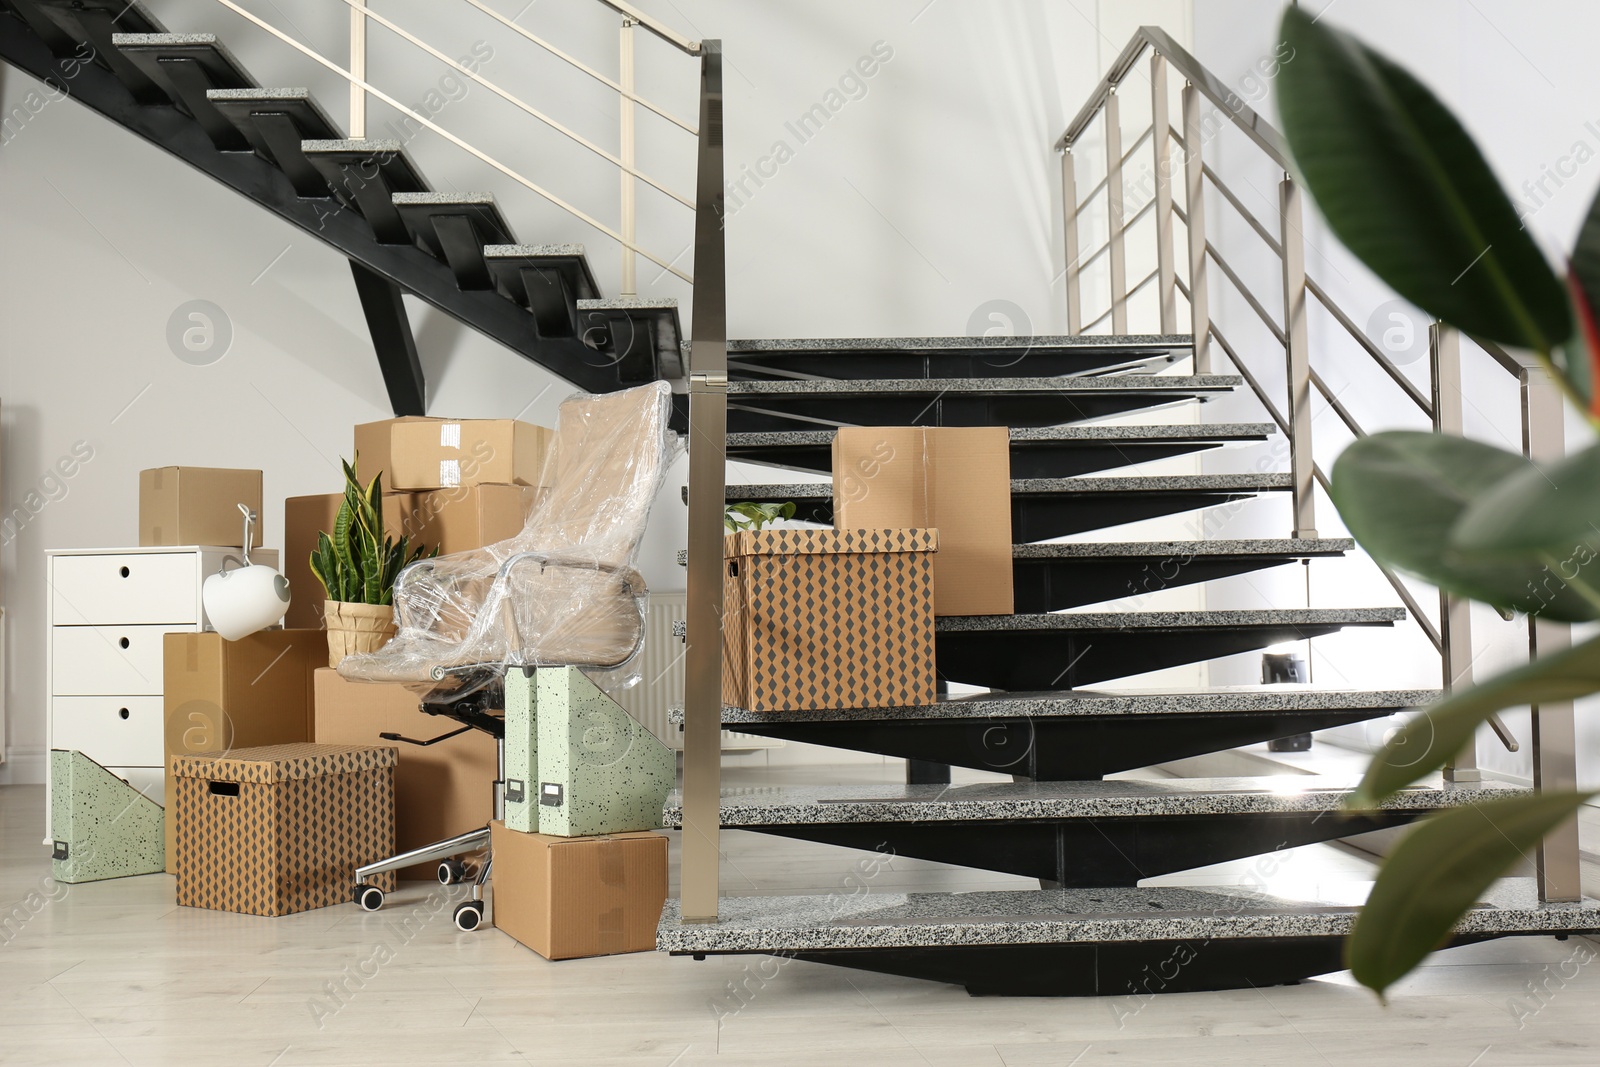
top-left (722, 528), bottom-right (938, 712)
top-left (171, 743), bottom-right (397, 916)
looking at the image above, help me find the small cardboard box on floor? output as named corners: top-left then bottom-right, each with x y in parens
top-left (140, 466), bottom-right (263, 548)
top-left (489, 821), bottom-right (666, 960)
top-left (723, 528), bottom-right (938, 712)
top-left (313, 668), bottom-right (499, 879)
top-left (282, 485), bottom-right (540, 628)
top-left (162, 630), bottom-right (326, 871)
top-left (832, 426), bottom-right (1013, 615)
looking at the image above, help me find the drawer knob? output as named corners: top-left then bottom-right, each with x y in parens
top-left (118, 637), bottom-right (130, 650)
top-left (118, 707), bottom-right (130, 720)
top-left (119, 566), bottom-right (130, 578)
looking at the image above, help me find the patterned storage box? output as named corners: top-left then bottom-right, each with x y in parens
top-left (722, 528), bottom-right (938, 712)
top-left (171, 743), bottom-right (397, 916)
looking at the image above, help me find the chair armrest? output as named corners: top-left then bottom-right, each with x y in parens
top-left (495, 550), bottom-right (646, 596)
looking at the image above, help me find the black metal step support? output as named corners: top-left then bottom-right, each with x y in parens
top-left (349, 260), bottom-right (426, 416)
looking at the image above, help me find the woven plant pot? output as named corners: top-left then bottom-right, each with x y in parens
top-left (324, 600), bottom-right (397, 668)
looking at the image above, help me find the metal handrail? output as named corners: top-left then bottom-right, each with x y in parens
top-left (594, 0), bottom-right (702, 54)
top-left (337, 0), bottom-right (694, 209)
top-left (1058, 27), bottom-right (1576, 883)
top-left (212, 0), bottom-right (697, 284)
top-left (1056, 25), bottom-right (1288, 161)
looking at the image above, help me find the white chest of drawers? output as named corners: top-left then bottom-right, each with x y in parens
top-left (44, 546), bottom-right (279, 835)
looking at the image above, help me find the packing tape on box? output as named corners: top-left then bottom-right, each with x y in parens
top-left (597, 906), bottom-right (625, 955)
top-left (439, 460), bottom-right (461, 487)
top-left (439, 423), bottom-right (461, 448)
top-left (598, 840), bottom-right (625, 888)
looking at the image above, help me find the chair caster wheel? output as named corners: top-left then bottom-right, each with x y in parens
top-left (454, 901), bottom-right (485, 932)
top-left (354, 885), bottom-right (385, 912)
top-left (438, 859), bottom-right (471, 885)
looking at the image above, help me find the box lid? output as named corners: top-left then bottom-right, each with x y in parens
top-left (171, 743), bottom-right (397, 783)
top-left (725, 527), bottom-right (938, 559)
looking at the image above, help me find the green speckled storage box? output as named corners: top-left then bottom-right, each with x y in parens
top-left (50, 750), bottom-right (165, 884)
top-left (503, 666), bottom-right (674, 837)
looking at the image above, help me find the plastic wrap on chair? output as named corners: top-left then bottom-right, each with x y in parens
top-left (337, 381), bottom-right (680, 698)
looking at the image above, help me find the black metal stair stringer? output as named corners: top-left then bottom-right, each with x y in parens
top-left (0, 13), bottom-right (625, 395)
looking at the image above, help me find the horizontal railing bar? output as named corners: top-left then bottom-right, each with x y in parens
top-left (1205, 241), bottom-right (1287, 346)
top-left (1082, 303), bottom-right (1115, 333)
top-left (1075, 240), bottom-right (1111, 272)
top-left (1473, 335), bottom-right (1542, 377)
top-left (1058, 27), bottom-right (1289, 165)
top-left (1310, 367), bottom-right (1365, 441)
top-left (1209, 322), bottom-right (1290, 434)
top-left (1083, 271), bottom-right (1160, 335)
top-left (1311, 462), bottom-right (1444, 651)
top-left (344, 0), bottom-right (694, 209)
top-left (459, 0), bottom-right (697, 134)
top-left (1202, 162), bottom-right (1280, 251)
top-left (594, 0), bottom-right (702, 54)
top-left (209, 0), bottom-right (692, 282)
top-left (1120, 125), bottom-right (1153, 167)
top-left (1125, 195), bottom-right (1157, 231)
top-left (1169, 125), bottom-right (1185, 151)
top-left (1305, 279), bottom-right (1434, 416)
top-left (1173, 200), bottom-right (1187, 225)
top-left (1075, 174), bottom-right (1108, 213)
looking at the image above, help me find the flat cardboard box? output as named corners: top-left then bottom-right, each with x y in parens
top-left (282, 492), bottom-right (430, 629)
top-left (723, 528), bottom-right (938, 712)
top-left (489, 821), bottom-right (666, 960)
top-left (387, 419), bottom-right (552, 490)
top-left (162, 630), bottom-right (325, 870)
top-left (833, 426), bottom-right (1013, 616)
top-left (314, 668), bottom-right (498, 879)
top-left (140, 467), bottom-right (263, 548)
top-left (353, 415), bottom-right (434, 487)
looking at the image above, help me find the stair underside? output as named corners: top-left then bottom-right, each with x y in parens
top-left (697, 375), bottom-right (1243, 431)
top-left (726, 421), bottom-right (1276, 477)
top-left (659, 777), bottom-right (1525, 886)
top-left (712, 473), bottom-right (1292, 537)
top-left (657, 880), bottom-right (1600, 996)
top-left (669, 687), bottom-right (1438, 780)
top-left (723, 334), bottom-right (1193, 380)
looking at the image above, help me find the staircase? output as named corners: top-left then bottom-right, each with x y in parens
top-left (6, 3), bottom-right (1597, 999)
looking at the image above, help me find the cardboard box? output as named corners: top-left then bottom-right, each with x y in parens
top-left (172, 743), bottom-right (396, 916)
top-left (282, 492), bottom-right (431, 628)
top-left (353, 415), bottom-right (434, 487)
top-left (387, 418), bottom-right (552, 490)
top-left (162, 630), bottom-right (325, 870)
top-left (411, 483), bottom-right (540, 551)
top-left (314, 668), bottom-right (499, 879)
top-left (489, 821), bottom-right (666, 960)
top-left (723, 528), bottom-right (938, 712)
top-left (285, 486), bottom-right (539, 626)
top-left (832, 427), bottom-right (1013, 616)
top-left (140, 467), bottom-right (264, 548)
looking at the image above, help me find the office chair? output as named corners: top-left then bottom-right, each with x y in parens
top-left (336, 381), bottom-right (677, 930)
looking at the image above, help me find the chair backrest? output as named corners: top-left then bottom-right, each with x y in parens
top-left (514, 381), bottom-right (673, 568)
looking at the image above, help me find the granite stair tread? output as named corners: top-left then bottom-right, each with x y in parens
top-left (660, 775), bottom-right (1526, 826)
top-left (1015, 538), bottom-right (1353, 558)
top-left (722, 335), bottom-right (1194, 381)
top-left (713, 473), bottom-right (1293, 502)
top-left (727, 422), bottom-right (1278, 446)
top-left (726, 374), bottom-right (1241, 395)
top-left (935, 606), bottom-right (1405, 631)
top-left (726, 334), bottom-right (1194, 352)
top-left (669, 685), bottom-right (1440, 725)
top-left (656, 879), bottom-right (1600, 954)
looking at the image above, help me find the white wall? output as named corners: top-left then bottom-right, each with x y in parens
top-left (1187, 0), bottom-right (1600, 785)
top-left (0, 0), bottom-right (1189, 780)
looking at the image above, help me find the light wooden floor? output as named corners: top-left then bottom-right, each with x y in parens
top-left (5, 777), bottom-right (1600, 1067)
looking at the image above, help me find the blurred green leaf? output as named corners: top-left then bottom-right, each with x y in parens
top-left (1565, 185), bottom-right (1600, 410)
top-left (1353, 631), bottom-right (1600, 805)
top-left (1329, 432), bottom-right (1595, 619)
top-left (725, 501), bottom-right (797, 533)
top-left (1278, 7), bottom-right (1570, 352)
top-left (1449, 441), bottom-right (1600, 616)
top-left (1348, 791), bottom-right (1593, 999)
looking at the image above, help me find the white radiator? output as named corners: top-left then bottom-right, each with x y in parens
top-left (617, 592), bottom-right (781, 751)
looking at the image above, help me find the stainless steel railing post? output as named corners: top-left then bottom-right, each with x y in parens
top-left (1278, 174), bottom-right (1316, 539)
top-left (1432, 323), bottom-right (1482, 782)
top-left (1104, 89), bottom-right (1128, 335)
top-left (680, 41), bottom-right (727, 924)
top-left (348, 0), bottom-right (366, 137)
top-left (1181, 82), bottom-right (1209, 372)
top-left (1150, 53), bottom-right (1176, 335)
top-left (1061, 149), bottom-right (1081, 335)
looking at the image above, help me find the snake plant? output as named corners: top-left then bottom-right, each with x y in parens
top-left (308, 458), bottom-right (435, 605)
